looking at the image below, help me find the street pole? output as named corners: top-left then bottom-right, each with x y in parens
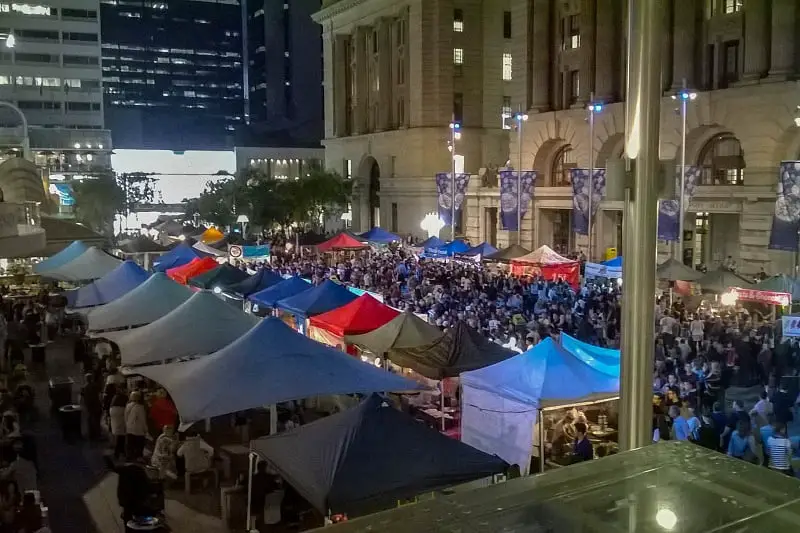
top-left (449, 122), bottom-right (460, 241)
top-left (678, 79), bottom-right (688, 262)
top-left (515, 111), bottom-right (528, 244)
top-left (588, 95), bottom-right (595, 261)
top-left (619, 0), bottom-right (663, 451)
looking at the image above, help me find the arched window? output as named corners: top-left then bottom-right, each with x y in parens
top-left (550, 145), bottom-right (576, 186)
top-left (697, 133), bottom-right (745, 185)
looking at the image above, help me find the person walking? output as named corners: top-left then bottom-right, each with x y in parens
top-left (124, 391), bottom-right (148, 460)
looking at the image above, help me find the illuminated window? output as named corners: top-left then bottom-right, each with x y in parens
top-left (453, 8), bottom-right (463, 32)
top-left (453, 48), bottom-right (463, 65)
top-left (0, 76), bottom-right (10, 85)
top-left (551, 145), bottom-right (576, 186)
top-left (723, 0), bottom-right (742, 14)
top-left (502, 53), bottom-right (512, 81)
top-left (561, 15), bottom-right (580, 50)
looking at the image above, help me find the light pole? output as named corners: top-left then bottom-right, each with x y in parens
top-left (586, 96), bottom-right (603, 261)
top-left (670, 81), bottom-right (697, 263)
top-left (514, 111), bottom-right (528, 244)
top-left (448, 122), bottom-right (461, 240)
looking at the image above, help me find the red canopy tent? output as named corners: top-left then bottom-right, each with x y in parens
top-left (309, 294), bottom-right (399, 353)
top-left (166, 256), bottom-right (218, 285)
top-left (316, 232), bottom-right (369, 253)
top-left (509, 245), bottom-right (580, 288)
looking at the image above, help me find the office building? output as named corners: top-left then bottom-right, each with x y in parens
top-left (100, 0), bottom-right (245, 150)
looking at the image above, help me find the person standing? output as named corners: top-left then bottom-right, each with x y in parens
top-left (81, 373), bottom-right (103, 441)
top-left (109, 391), bottom-right (128, 460)
top-left (767, 423), bottom-right (795, 477)
top-left (124, 392), bottom-right (148, 460)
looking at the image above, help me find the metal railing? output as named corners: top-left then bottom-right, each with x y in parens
top-left (0, 201), bottom-right (41, 238)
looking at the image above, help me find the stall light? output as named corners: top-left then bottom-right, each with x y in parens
top-left (73, 143), bottom-right (80, 149)
top-left (212, 286), bottom-right (222, 294)
top-left (373, 358), bottom-right (382, 368)
top-left (86, 154), bottom-right (93, 162)
top-left (178, 235), bottom-right (186, 241)
top-left (616, 277), bottom-right (623, 287)
top-left (98, 143), bottom-right (104, 149)
top-left (655, 508), bottom-right (677, 531)
top-left (360, 355), bottom-right (370, 364)
top-left (252, 304), bottom-right (259, 314)
top-left (720, 291), bottom-right (737, 307)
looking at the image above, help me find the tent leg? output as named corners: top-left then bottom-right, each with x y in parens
top-left (205, 418), bottom-right (211, 433)
top-left (440, 380), bottom-right (446, 432)
top-left (538, 409), bottom-right (545, 474)
top-left (269, 404), bottom-right (278, 435)
top-left (246, 451), bottom-right (255, 531)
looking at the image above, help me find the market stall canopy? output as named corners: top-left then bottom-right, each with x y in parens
top-left (167, 256), bottom-right (218, 285)
top-left (152, 242), bottom-right (206, 272)
top-left (560, 333), bottom-right (620, 377)
top-left (390, 322), bottom-right (514, 380)
top-left (223, 268), bottom-right (283, 297)
top-left (275, 279), bottom-right (358, 318)
top-left (192, 241), bottom-right (227, 257)
top-left (199, 227), bottom-right (224, 243)
top-left (419, 236), bottom-right (445, 249)
top-left (251, 394), bottom-right (507, 516)
top-left (655, 258), bottom-right (703, 282)
top-left (248, 276), bottom-right (311, 308)
top-left (135, 317), bottom-right (425, 424)
top-left (512, 245), bottom-right (574, 265)
top-left (462, 337), bottom-right (619, 409)
top-left (309, 294), bottom-right (400, 338)
top-left (86, 272), bottom-right (192, 333)
top-left (602, 256), bottom-right (622, 267)
top-left (483, 244), bottom-right (531, 262)
top-left (67, 260), bottom-right (150, 309)
top-left (39, 247), bottom-right (122, 282)
top-left (117, 235), bottom-right (168, 254)
top-left (696, 269), bottom-right (754, 294)
top-left (115, 290), bottom-right (259, 366)
top-left (187, 263), bottom-right (248, 290)
top-left (509, 246), bottom-right (580, 288)
top-left (426, 240), bottom-right (470, 258)
top-left (358, 227), bottom-right (401, 244)
top-left (316, 231), bottom-right (369, 252)
top-left (460, 242), bottom-right (498, 257)
top-left (33, 240), bottom-right (89, 273)
top-left (757, 274), bottom-right (800, 301)
top-left (345, 311), bottom-right (444, 355)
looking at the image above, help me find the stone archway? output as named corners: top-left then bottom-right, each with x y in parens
top-left (0, 157), bottom-right (45, 204)
top-left (356, 155), bottom-right (381, 230)
top-left (532, 139), bottom-right (570, 186)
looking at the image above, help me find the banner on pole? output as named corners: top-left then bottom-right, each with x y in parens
top-left (570, 168), bottom-right (606, 235)
top-left (657, 166), bottom-right (701, 242)
top-left (584, 261), bottom-right (622, 280)
top-left (499, 170), bottom-right (536, 231)
top-left (768, 162), bottom-right (800, 251)
top-left (436, 172), bottom-right (470, 226)
top-left (782, 316), bottom-right (800, 337)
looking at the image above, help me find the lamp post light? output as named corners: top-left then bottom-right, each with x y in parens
top-left (586, 96), bottom-right (603, 261)
top-left (4, 32), bottom-right (15, 48)
top-left (448, 122), bottom-right (461, 241)
top-left (514, 111), bottom-right (528, 245)
top-left (670, 81), bottom-right (697, 263)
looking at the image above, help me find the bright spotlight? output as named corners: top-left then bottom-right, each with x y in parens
top-left (720, 291), bottom-right (738, 307)
top-left (655, 508), bottom-right (677, 530)
top-left (212, 286), bottom-right (222, 294)
top-left (5, 33), bottom-right (15, 48)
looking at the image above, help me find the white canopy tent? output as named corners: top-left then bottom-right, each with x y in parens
top-left (39, 247), bottom-right (122, 282)
top-left (192, 241), bottom-right (227, 257)
top-left (86, 272), bottom-right (192, 333)
top-left (116, 291), bottom-right (259, 366)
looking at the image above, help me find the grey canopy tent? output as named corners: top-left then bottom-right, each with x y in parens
top-left (656, 258), bottom-right (703, 282)
top-left (38, 246), bottom-right (122, 282)
top-left (696, 269), bottom-right (753, 294)
top-left (388, 321), bottom-right (515, 380)
top-left (250, 394), bottom-right (508, 516)
top-left (757, 274), bottom-right (800, 301)
top-left (483, 244), bottom-right (531, 262)
top-left (345, 311), bottom-right (444, 355)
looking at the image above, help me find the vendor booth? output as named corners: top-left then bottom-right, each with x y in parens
top-left (167, 256), bottom-right (219, 285)
top-left (250, 394), bottom-right (507, 518)
top-left (509, 246), bottom-right (580, 288)
top-left (188, 263), bottom-right (249, 290)
top-left (134, 317), bottom-right (424, 425)
top-left (86, 273), bottom-right (192, 333)
top-left (483, 244), bottom-right (530, 263)
top-left (117, 235), bottom-right (168, 270)
top-left (152, 242), bottom-right (208, 272)
top-left (274, 279), bottom-right (357, 334)
top-left (316, 232), bottom-right (369, 253)
top-left (198, 227), bottom-right (224, 244)
top-left (222, 268), bottom-right (282, 298)
top-left (696, 269), bottom-right (754, 294)
top-left (419, 236), bottom-right (445, 249)
top-left (33, 240), bottom-right (89, 273)
top-left (457, 242), bottom-right (498, 260)
top-left (67, 260), bottom-right (150, 309)
top-left (460, 337), bottom-right (619, 475)
top-left (113, 291), bottom-right (259, 366)
top-left (358, 227), bottom-right (402, 244)
top-left (247, 276), bottom-right (312, 316)
top-left (424, 240), bottom-right (470, 258)
top-left (38, 246), bottom-right (122, 282)
top-left (308, 294), bottom-right (399, 352)
top-left (560, 333), bottom-right (620, 375)
top-left (584, 256), bottom-right (622, 280)
top-left (758, 274), bottom-right (800, 302)
top-left (345, 311), bottom-right (444, 355)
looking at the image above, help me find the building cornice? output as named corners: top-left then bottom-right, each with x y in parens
top-left (313, 0), bottom-right (369, 23)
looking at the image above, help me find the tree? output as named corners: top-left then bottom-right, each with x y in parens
top-left (118, 172), bottom-right (158, 216)
top-left (288, 167), bottom-right (352, 229)
top-left (71, 174), bottom-right (125, 236)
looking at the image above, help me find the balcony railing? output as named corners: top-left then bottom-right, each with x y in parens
top-left (0, 202), bottom-right (42, 239)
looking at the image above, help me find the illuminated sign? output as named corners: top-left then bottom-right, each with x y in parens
top-left (0, 3), bottom-right (52, 15)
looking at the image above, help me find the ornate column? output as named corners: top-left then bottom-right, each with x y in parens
top-left (740, 0), bottom-right (768, 83)
top-left (353, 27), bottom-right (369, 135)
top-left (332, 35), bottom-right (349, 137)
top-left (530, 0), bottom-right (551, 111)
top-left (594, 0), bottom-right (616, 102)
top-left (510, 0), bottom-right (531, 109)
top-left (377, 18), bottom-right (393, 131)
top-left (670, 0), bottom-right (698, 90)
top-left (577, 0), bottom-right (596, 105)
top-left (767, 0), bottom-right (797, 80)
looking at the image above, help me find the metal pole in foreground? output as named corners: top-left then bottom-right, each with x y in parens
top-left (677, 79), bottom-right (688, 262)
top-left (619, 0), bottom-right (663, 451)
top-left (516, 111), bottom-right (528, 244)
top-left (449, 122), bottom-right (459, 240)
top-left (587, 93), bottom-right (595, 261)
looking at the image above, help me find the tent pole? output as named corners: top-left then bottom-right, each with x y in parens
top-left (538, 408), bottom-right (545, 474)
top-left (246, 451), bottom-right (255, 531)
top-left (440, 380), bottom-right (446, 432)
top-left (269, 404), bottom-right (278, 435)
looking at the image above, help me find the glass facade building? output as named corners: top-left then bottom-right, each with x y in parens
top-left (100, 0), bottom-right (245, 150)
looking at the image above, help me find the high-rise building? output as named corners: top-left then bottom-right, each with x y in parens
top-left (99, 0), bottom-right (245, 150)
top-left (241, 0), bottom-right (323, 147)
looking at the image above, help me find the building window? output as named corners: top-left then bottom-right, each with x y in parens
top-left (344, 159), bottom-right (352, 179)
top-left (721, 40), bottom-right (739, 87)
top-left (453, 92), bottom-right (463, 123)
top-left (453, 8), bottom-right (463, 32)
top-left (551, 145), bottom-right (576, 186)
top-left (562, 14), bottom-right (580, 50)
top-left (453, 48), bottom-right (463, 65)
top-left (569, 70), bottom-right (580, 105)
top-left (698, 133), bottom-right (745, 185)
top-left (501, 96), bottom-right (512, 130)
top-left (396, 97), bottom-right (405, 127)
top-left (502, 53), bottom-right (512, 81)
top-left (723, 0), bottom-right (743, 14)
top-left (503, 11), bottom-right (512, 39)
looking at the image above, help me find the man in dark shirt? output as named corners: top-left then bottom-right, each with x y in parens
top-left (573, 422), bottom-right (593, 462)
top-left (250, 460), bottom-right (278, 531)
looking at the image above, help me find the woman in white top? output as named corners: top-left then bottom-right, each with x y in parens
top-left (767, 423), bottom-right (794, 476)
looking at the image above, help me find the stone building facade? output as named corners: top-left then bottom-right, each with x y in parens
top-left (316, 0), bottom-right (800, 275)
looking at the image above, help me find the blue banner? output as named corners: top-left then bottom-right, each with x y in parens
top-left (570, 169), bottom-right (606, 235)
top-left (769, 162), bottom-right (800, 251)
top-left (499, 170), bottom-right (536, 231)
top-left (657, 166), bottom-right (701, 242)
top-left (436, 172), bottom-right (470, 226)
top-left (242, 244), bottom-right (270, 258)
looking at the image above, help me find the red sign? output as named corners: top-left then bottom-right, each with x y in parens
top-left (728, 287), bottom-right (791, 306)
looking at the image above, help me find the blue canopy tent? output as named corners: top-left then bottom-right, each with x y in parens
top-left (419, 236), bottom-right (445, 249)
top-left (33, 240), bottom-right (89, 274)
top-left (223, 268), bottom-right (283, 298)
top-left (602, 256), bottom-right (622, 268)
top-left (359, 227), bottom-right (402, 244)
top-left (67, 260), bottom-right (150, 308)
top-left (460, 337), bottom-right (619, 474)
top-left (275, 279), bottom-right (358, 332)
top-left (152, 242), bottom-right (208, 272)
top-left (134, 317), bottom-right (424, 424)
top-left (460, 242), bottom-right (499, 258)
top-left (425, 240), bottom-right (470, 258)
top-left (560, 333), bottom-right (620, 376)
top-left (248, 276), bottom-right (312, 309)
top-left (251, 393), bottom-right (507, 516)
